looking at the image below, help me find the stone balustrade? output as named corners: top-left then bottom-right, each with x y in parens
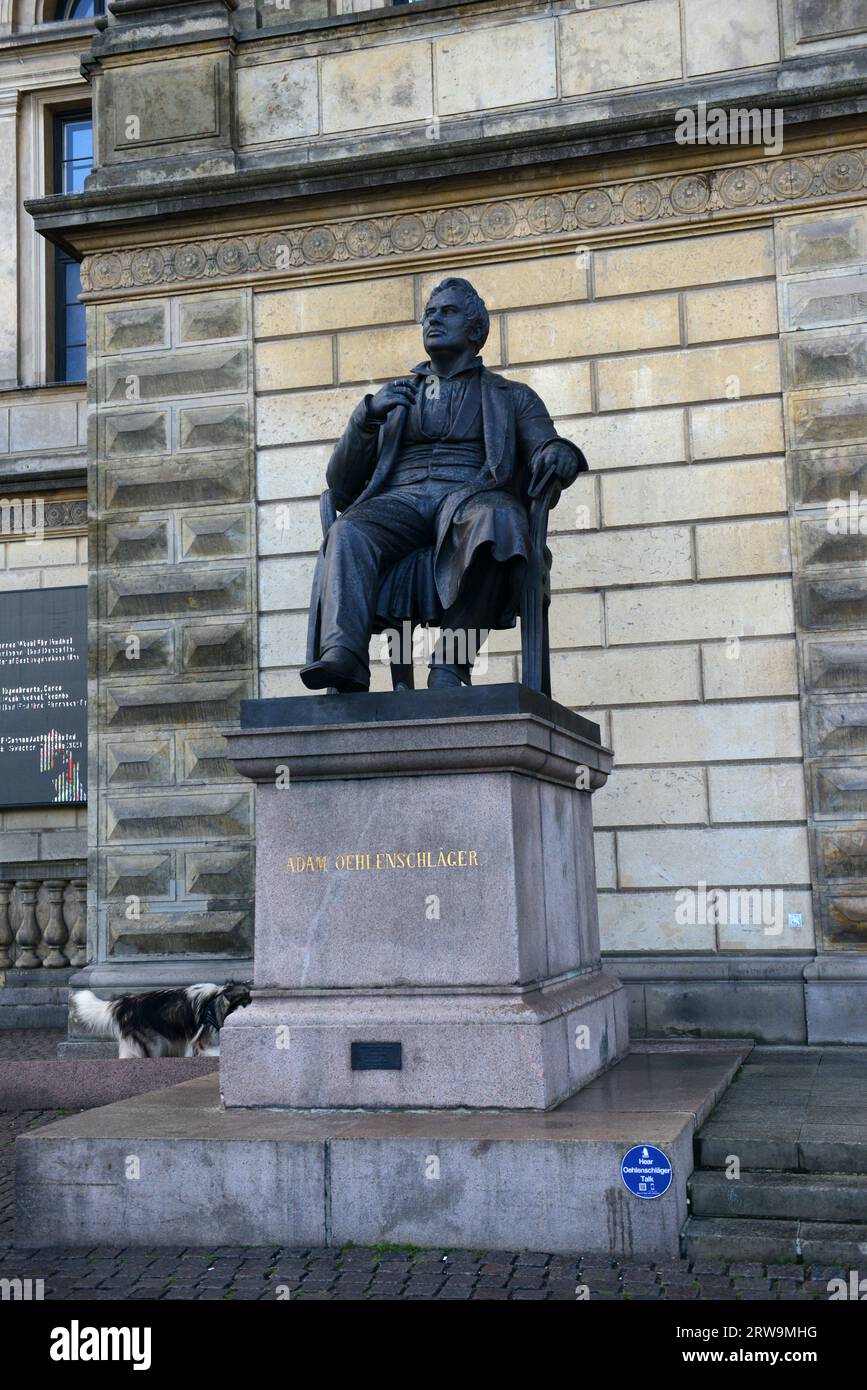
top-left (0, 877), bottom-right (87, 973)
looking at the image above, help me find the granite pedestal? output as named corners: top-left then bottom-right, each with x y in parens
top-left (16, 688), bottom-right (753, 1256)
top-left (16, 1044), bottom-right (749, 1255)
top-left (220, 685), bottom-right (628, 1110)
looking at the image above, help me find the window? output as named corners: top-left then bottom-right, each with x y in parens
top-left (54, 0), bottom-right (107, 17)
top-left (52, 113), bottom-right (93, 383)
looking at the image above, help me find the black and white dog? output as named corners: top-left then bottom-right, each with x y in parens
top-left (71, 982), bottom-right (252, 1058)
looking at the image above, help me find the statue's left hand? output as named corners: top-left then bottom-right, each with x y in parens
top-left (531, 441), bottom-right (586, 491)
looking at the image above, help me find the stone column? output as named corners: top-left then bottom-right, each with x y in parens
top-left (776, 204), bottom-right (867, 1041)
top-left (67, 879), bottom-right (88, 969)
top-left (42, 880), bottom-right (70, 969)
top-left (14, 880), bottom-right (41, 970)
top-left (0, 881), bottom-right (13, 970)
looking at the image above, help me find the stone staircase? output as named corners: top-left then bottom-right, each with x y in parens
top-left (682, 1047), bottom-right (867, 1264)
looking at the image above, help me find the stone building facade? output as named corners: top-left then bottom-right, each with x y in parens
top-left (0, 2), bottom-right (95, 1024)
top-left (4, 0), bottom-right (867, 1043)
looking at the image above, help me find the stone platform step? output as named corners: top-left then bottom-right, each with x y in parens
top-left (0, 985), bottom-right (69, 1029)
top-left (16, 1044), bottom-right (746, 1254)
top-left (683, 1215), bottom-right (867, 1265)
top-left (697, 1125), bottom-right (867, 1174)
top-left (690, 1169), bottom-right (867, 1222)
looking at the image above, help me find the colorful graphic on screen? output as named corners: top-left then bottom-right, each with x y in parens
top-left (0, 587), bottom-right (87, 807)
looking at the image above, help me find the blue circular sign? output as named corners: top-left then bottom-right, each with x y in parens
top-left (621, 1144), bottom-right (673, 1199)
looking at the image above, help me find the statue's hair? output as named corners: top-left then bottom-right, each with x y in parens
top-left (426, 277), bottom-right (490, 348)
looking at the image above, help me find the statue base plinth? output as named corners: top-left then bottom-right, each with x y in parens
top-left (221, 685), bottom-right (628, 1110)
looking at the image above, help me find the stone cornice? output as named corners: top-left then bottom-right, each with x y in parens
top-left (76, 141), bottom-right (867, 300)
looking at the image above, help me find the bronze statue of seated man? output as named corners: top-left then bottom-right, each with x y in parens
top-left (300, 276), bottom-right (587, 693)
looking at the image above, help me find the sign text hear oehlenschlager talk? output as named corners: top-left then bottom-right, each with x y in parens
top-left (287, 849), bottom-right (480, 873)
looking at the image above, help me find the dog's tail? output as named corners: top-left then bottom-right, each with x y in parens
top-left (70, 989), bottom-right (121, 1039)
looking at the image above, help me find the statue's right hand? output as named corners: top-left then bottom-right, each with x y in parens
top-left (366, 378), bottom-right (419, 421)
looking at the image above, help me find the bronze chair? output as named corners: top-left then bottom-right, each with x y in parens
top-left (318, 473), bottom-right (561, 697)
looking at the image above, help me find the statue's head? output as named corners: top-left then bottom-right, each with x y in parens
top-left (422, 277), bottom-right (490, 358)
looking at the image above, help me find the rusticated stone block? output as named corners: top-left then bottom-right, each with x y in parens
top-left (177, 292), bottom-right (248, 345)
top-left (790, 389), bottom-right (867, 450)
top-left (603, 458), bottom-right (786, 526)
top-left (812, 764), bottom-right (867, 819)
top-left (108, 910), bottom-right (252, 958)
top-left (560, 0), bottom-right (681, 95)
top-left (793, 0), bottom-right (867, 42)
top-left (784, 327), bottom-right (867, 390)
top-left (104, 852), bottom-right (174, 900)
top-left (181, 619), bottom-right (253, 672)
top-left (178, 403), bottom-right (249, 451)
top-left (179, 510), bottom-right (251, 560)
top-left (607, 578), bottom-right (793, 646)
top-left (709, 763), bottom-right (807, 823)
top-left (103, 626), bottom-right (174, 676)
top-left (418, 254), bottom-right (588, 313)
top-left (685, 281), bottom-right (778, 343)
top-left (237, 57), bottom-right (319, 146)
top-left (436, 19), bottom-right (556, 114)
top-left (103, 566), bottom-right (251, 620)
top-left (797, 516), bottom-right (867, 570)
top-left (100, 346), bottom-right (249, 404)
top-left (594, 228), bottom-right (773, 297)
top-left (793, 447), bottom-right (867, 504)
top-left (102, 55), bottom-right (225, 159)
top-left (255, 277), bottom-right (413, 338)
top-left (258, 336), bottom-right (334, 392)
top-left (817, 827), bottom-right (867, 881)
top-left (683, 0), bottom-right (779, 74)
top-left (597, 341), bottom-right (780, 410)
top-left (104, 453), bottom-right (251, 511)
top-left (9, 401), bottom-right (79, 453)
top-left (103, 517), bottom-right (170, 567)
top-left (103, 676), bottom-right (253, 729)
top-left (179, 733), bottom-right (242, 784)
top-left (320, 41), bottom-right (432, 134)
top-left (507, 293), bottom-right (678, 363)
top-left (781, 272), bottom-right (867, 332)
top-left (101, 410), bottom-right (169, 458)
top-left (806, 697), bottom-right (867, 757)
top-left (798, 573), bottom-right (867, 629)
top-left (571, 407), bottom-right (684, 470)
top-left (183, 847), bottom-right (252, 899)
top-left (98, 302), bottom-right (169, 355)
top-left (90, 274), bottom-right (257, 983)
top-left (823, 893), bottom-right (867, 949)
top-left (105, 790), bottom-right (252, 843)
top-left (697, 518), bottom-right (790, 579)
top-left (702, 637), bottom-right (798, 700)
top-left (780, 209), bottom-right (867, 275)
top-left (804, 638), bottom-right (867, 692)
top-left (105, 737), bottom-right (174, 788)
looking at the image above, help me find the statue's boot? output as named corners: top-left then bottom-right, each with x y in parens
top-left (300, 646), bottom-right (369, 693)
top-left (427, 663), bottom-right (471, 690)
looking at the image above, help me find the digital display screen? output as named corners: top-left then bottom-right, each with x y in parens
top-left (0, 586), bottom-right (87, 808)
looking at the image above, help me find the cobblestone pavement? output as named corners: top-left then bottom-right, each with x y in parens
top-left (0, 1029), bottom-right (65, 1060)
top-left (0, 1109), bottom-right (841, 1301)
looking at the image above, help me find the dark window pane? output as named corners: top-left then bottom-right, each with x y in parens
top-left (53, 112), bottom-right (93, 382)
top-left (58, 0), bottom-right (107, 18)
top-left (62, 260), bottom-right (82, 297)
top-left (65, 121), bottom-right (92, 162)
top-left (65, 344), bottom-right (87, 381)
top-left (65, 302), bottom-right (86, 348)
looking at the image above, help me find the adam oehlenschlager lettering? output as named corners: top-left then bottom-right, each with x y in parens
top-left (287, 848), bottom-right (481, 872)
top-left (49, 1321), bottom-right (152, 1371)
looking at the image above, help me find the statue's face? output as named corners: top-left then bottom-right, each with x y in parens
top-left (422, 287), bottom-right (474, 356)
